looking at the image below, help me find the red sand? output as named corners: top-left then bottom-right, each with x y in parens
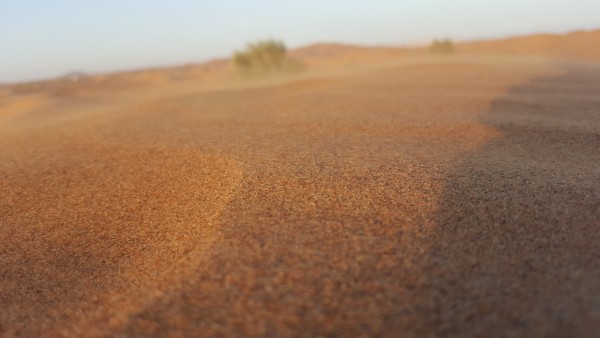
top-left (1, 32), bottom-right (599, 337)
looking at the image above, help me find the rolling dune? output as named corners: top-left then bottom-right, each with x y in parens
top-left (1, 31), bottom-right (599, 337)
top-left (460, 29), bottom-right (600, 62)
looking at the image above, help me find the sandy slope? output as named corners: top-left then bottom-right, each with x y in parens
top-left (1, 33), bottom-right (600, 337)
top-left (460, 29), bottom-right (600, 62)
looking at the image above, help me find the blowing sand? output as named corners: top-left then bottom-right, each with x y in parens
top-left (1, 41), bottom-right (599, 337)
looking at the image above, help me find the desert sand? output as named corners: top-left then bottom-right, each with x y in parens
top-left (1, 31), bottom-right (599, 337)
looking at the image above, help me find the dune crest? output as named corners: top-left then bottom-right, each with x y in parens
top-left (460, 29), bottom-right (600, 61)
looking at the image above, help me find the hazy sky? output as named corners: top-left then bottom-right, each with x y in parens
top-left (1, 0), bottom-right (599, 83)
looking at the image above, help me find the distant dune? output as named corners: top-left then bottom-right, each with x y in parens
top-left (459, 29), bottom-right (600, 62)
top-left (289, 29), bottom-right (600, 68)
top-left (289, 43), bottom-right (409, 68)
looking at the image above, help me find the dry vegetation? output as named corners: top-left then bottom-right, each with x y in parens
top-left (233, 40), bottom-right (302, 76)
top-left (430, 38), bottom-right (454, 55)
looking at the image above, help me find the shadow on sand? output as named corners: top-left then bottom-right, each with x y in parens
top-left (420, 64), bottom-right (600, 337)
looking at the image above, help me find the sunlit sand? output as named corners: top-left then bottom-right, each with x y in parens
top-left (1, 30), bottom-right (599, 337)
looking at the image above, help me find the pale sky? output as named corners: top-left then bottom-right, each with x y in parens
top-left (1, 0), bottom-right (598, 83)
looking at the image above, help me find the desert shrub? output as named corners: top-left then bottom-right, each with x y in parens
top-left (233, 40), bottom-right (300, 76)
top-left (430, 39), bottom-right (454, 55)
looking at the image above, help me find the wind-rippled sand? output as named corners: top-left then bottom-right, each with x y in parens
top-left (1, 51), bottom-right (599, 337)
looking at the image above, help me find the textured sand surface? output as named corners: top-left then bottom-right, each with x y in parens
top-left (1, 41), bottom-right (600, 337)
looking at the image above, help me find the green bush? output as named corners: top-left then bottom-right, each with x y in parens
top-left (430, 39), bottom-right (454, 55)
top-left (233, 40), bottom-right (299, 76)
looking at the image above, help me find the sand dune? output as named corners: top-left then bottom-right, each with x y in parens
top-left (460, 29), bottom-right (600, 62)
top-left (1, 31), bottom-right (599, 337)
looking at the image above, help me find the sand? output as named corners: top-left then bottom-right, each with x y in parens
top-left (1, 33), bottom-right (599, 337)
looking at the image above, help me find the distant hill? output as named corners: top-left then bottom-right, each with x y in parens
top-left (289, 43), bottom-right (409, 68)
top-left (458, 29), bottom-right (600, 62)
top-left (288, 29), bottom-right (600, 67)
